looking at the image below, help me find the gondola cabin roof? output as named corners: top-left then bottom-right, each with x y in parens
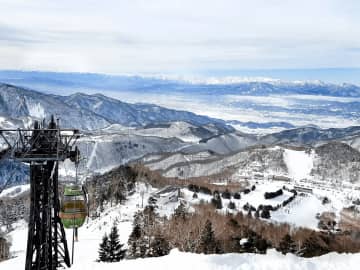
top-left (63, 184), bottom-right (84, 196)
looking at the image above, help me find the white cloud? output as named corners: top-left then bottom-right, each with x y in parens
top-left (0, 0), bottom-right (359, 73)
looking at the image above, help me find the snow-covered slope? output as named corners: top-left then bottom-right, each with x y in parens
top-left (145, 141), bottom-right (360, 186)
top-left (134, 122), bottom-right (213, 142)
top-left (311, 142), bottom-right (360, 183)
top-left (0, 184), bottom-right (29, 199)
top-left (0, 116), bottom-right (25, 129)
top-left (1, 181), bottom-right (360, 270)
top-left (74, 134), bottom-right (190, 174)
top-left (346, 136), bottom-right (360, 152)
top-left (176, 125), bottom-right (360, 155)
top-left (0, 83), bottom-right (111, 130)
top-left (99, 121), bottom-right (230, 143)
top-left (283, 149), bottom-right (314, 180)
top-left (2, 247), bottom-right (360, 270)
top-left (58, 92), bottom-right (232, 129)
top-left (0, 83), bottom-right (233, 131)
top-left (0, 160), bottom-right (29, 188)
top-left (182, 132), bottom-right (258, 155)
top-left (261, 126), bottom-right (360, 146)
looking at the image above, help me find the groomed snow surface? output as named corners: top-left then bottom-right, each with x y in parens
top-left (284, 149), bottom-right (313, 180)
top-left (2, 247), bottom-right (360, 270)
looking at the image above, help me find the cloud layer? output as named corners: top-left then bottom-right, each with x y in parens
top-left (0, 0), bottom-right (359, 75)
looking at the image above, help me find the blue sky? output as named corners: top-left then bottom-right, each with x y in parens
top-left (0, 0), bottom-right (360, 83)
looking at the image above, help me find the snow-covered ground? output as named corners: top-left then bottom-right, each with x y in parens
top-left (2, 244), bottom-right (360, 270)
top-left (183, 176), bottom-right (360, 231)
top-left (240, 184), bottom-right (292, 208)
top-left (1, 145), bottom-right (360, 266)
top-left (0, 116), bottom-right (17, 129)
top-left (0, 184), bottom-right (30, 198)
top-left (134, 122), bottom-right (202, 142)
top-left (111, 89), bottom-right (360, 134)
top-left (65, 133), bottom-right (190, 175)
top-left (284, 149), bottom-right (314, 180)
top-left (99, 122), bottom-right (202, 142)
top-left (271, 194), bottom-right (325, 229)
top-left (186, 181), bottom-right (293, 212)
top-left (2, 183), bottom-right (178, 266)
top-left (182, 181), bottom-right (315, 227)
top-left (1, 181), bottom-right (360, 269)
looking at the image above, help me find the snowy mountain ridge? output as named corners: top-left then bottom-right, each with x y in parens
top-left (0, 83), bottom-right (232, 131)
top-left (3, 114), bottom-right (360, 188)
top-left (2, 71), bottom-right (360, 133)
top-left (1, 70), bottom-right (360, 97)
top-left (57, 92), bottom-right (230, 128)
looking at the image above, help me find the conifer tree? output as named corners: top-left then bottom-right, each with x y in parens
top-left (255, 236), bottom-right (270, 254)
top-left (240, 230), bottom-right (256, 253)
top-left (113, 186), bottom-right (126, 204)
top-left (233, 192), bottom-right (241, 199)
top-left (211, 191), bottom-right (223, 209)
top-left (228, 201), bottom-right (236, 210)
top-left (197, 220), bottom-right (219, 254)
top-left (221, 189), bottom-right (231, 199)
top-left (98, 225), bottom-right (126, 262)
top-left (240, 229), bottom-right (270, 254)
top-left (108, 225), bottom-right (126, 262)
top-left (148, 233), bottom-right (171, 257)
top-left (173, 202), bottom-right (187, 220)
top-left (127, 223), bottom-right (143, 258)
top-left (299, 232), bottom-right (329, 257)
top-left (277, 234), bottom-right (297, 255)
top-left (98, 233), bottom-right (110, 262)
top-left (143, 205), bottom-right (157, 228)
top-left (260, 209), bottom-right (271, 219)
top-left (128, 206), bottom-right (159, 259)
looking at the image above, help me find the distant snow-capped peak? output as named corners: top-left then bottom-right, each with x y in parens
top-left (132, 74), bottom-right (333, 86)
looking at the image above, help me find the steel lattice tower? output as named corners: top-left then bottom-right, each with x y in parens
top-left (0, 116), bottom-right (80, 270)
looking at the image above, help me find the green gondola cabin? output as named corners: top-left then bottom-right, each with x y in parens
top-left (60, 184), bottom-right (87, 229)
